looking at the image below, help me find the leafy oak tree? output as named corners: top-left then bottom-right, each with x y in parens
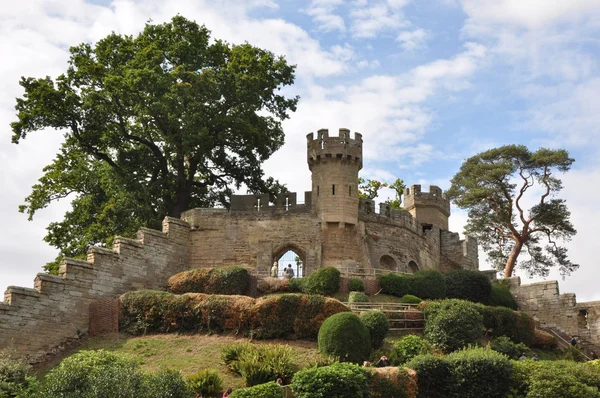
top-left (358, 177), bottom-right (405, 209)
top-left (447, 145), bottom-right (577, 278)
top-left (11, 16), bottom-right (298, 273)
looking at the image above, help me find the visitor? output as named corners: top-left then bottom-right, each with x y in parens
top-left (276, 378), bottom-right (283, 386)
top-left (271, 261), bottom-right (278, 278)
top-left (531, 352), bottom-right (539, 361)
top-left (285, 264), bottom-right (295, 279)
top-left (375, 355), bottom-right (390, 367)
top-left (591, 351), bottom-right (598, 360)
top-left (571, 335), bottom-right (577, 347)
top-left (362, 361), bottom-right (372, 367)
top-left (518, 354), bottom-right (527, 361)
top-left (222, 387), bottom-right (232, 398)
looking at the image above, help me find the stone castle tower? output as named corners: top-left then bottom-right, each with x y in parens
top-left (307, 128), bottom-right (363, 227)
top-left (404, 185), bottom-right (450, 230)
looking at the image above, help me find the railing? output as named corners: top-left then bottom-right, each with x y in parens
top-left (337, 267), bottom-right (410, 277)
top-left (344, 302), bottom-right (424, 331)
top-left (542, 327), bottom-right (592, 361)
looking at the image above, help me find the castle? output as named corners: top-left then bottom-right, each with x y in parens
top-left (1, 128), bottom-right (598, 361)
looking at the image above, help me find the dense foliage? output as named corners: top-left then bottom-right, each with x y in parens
top-left (488, 283), bottom-right (518, 309)
top-left (405, 354), bottom-right (452, 398)
top-left (229, 382), bottom-right (283, 398)
top-left (11, 16), bottom-right (298, 271)
top-left (476, 305), bottom-right (534, 345)
top-left (447, 347), bottom-right (512, 398)
top-left (221, 343), bottom-right (296, 386)
top-left (0, 348), bottom-right (33, 397)
top-left (489, 336), bottom-right (528, 359)
top-left (444, 269), bottom-right (492, 304)
top-left (411, 270), bottom-right (446, 300)
top-left (368, 367), bottom-right (416, 398)
top-left (447, 145), bottom-right (577, 277)
top-left (423, 299), bottom-right (484, 352)
top-left (394, 335), bottom-right (432, 365)
top-left (303, 267), bottom-right (341, 295)
top-left (378, 273), bottom-right (412, 297)
top-left (399, 294), bottom-right (422, 304)
top-left (359, 311), bottom-right (389, 349)
top-left (291, 362), bottom-right (370, 398)
top-left (119, 291), bottom-right (348, 338)
top-left (531, 329), bottom-right (557, 348)
top-left (349, 278), bottom-right (365, 292)
top-left (318, 313), bottom-right (372, 363)
top-left (168, 266), bottom-right (250, 295)
top-left (348, 292), bottom-right (369, 303)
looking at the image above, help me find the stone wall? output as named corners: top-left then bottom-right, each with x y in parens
top-left (506, 276), bottom-right (600, 347)
top-left (440, 231), bottom-right (479, 271)
top-left (0, 217), bottom-right (189, 362)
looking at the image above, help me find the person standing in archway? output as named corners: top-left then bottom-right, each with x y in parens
top-left (285, 264), bottom-right (295, 279)
top-left (271, 261), bottom-right (279, 278)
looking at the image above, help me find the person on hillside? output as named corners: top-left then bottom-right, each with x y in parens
top-left (222, 387), bottom-right (232, 398)
top-left (276, 378), bottom-right (283, 386)
top-left (571, 335), bottom-right (578, 347)
top-left (285, 264), bottom-right (295, 279)
top-left (375, 355), bottom-right (390, 367)
top-left (518, 354), bottom-right (527, 361)
top-left (271, 261), bottom-right (278, 278)
top-left (531, 352), bottom-right (539, 361)
top-left (591, 351), bottom-right (598, 360)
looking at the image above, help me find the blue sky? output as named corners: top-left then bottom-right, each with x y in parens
top-left (1, 0), bottom-right (600, 300)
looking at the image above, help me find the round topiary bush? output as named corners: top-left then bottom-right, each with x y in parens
top-left (446, 347), bottom-right (513, 398)
top-left (424, 299), bottom-right (484, 353)
top-left (292, 362), bottom-right (369, 398)
top-left (304, 267), bottom-right (341, 295)
top-left (318, 312), bottom-right (372, 363)
top-left (168, 266), bottom-right (250, 295)
top-left (405, 354), bottom-right (452, 398)
top-left (399, 294), bottom-right (422, 304)
top-left (378, 273), bottom-right (412, 297)
top-left (411, 270), bottom-right (446, 300)
top-left (349, 292), bottom-right (369, 303)
top-left (444, 269), bottom-right (491, 304)
top-left (359, 311), bottom-right (389, 349)
top-left (229, 382), bottom-right (283, 398)
top-left (349, 278), bottom-right (365, 292)
top-left (394, 335), bottom-right (432, 365)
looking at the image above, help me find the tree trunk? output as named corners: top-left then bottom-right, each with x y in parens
top-left (504, 240), bottom-right (524, 278)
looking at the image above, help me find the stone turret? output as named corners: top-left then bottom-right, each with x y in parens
top-left (403, 184), bottom-right (450, 230)
top-left (307, 128), bottom-right (363, 226)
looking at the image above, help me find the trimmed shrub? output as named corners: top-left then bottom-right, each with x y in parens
top-left (476, 304), bottom-right (534, 345)
top-left (562, 345), bottom-right (588, 362)
top-left (186, 368), bottom-right (223, 397)
top-left (444, 269), bottom-right (492, 304)
top-left (142, 369), bottom-right (191, 398)
top-left (221, 343), bottom-right (297, 386)
top-left (288, 278), bottom-right (306, 292)
top-left (514, 311), bottom-right (535, 346)
top-left (405, 354), bottom-right (452, 398)
top-left (0, 348), bottom-right (33, 397)
top-left (257, 278), bottom-right (290, 295)
top-left (304, 267), bottom-right (341, 295)
top-left (349, 278), bottom-right (365, 292)
top-left (378, 273), bottom-right (412, 297)
top-left (399, 294), bottom-right (422, 304)
top-left (291, 362), bottom-right (369, 398)
top-left (359, 311), bottom-right (390, 349)
top-left (423, 299), bottom-right (484, 353)
top-left (447, 347), bottom-right (512, 398)
top-left (368, 367), bottom-right (417, 398)
top-left (168, 266), bottom-right (250, 295)
top-left (489, 336), bottom-right (528, 360)
top-left (349, 292), bottom-right (369, 303)
top-left (531, 329), bottom-right (557, 348)
top-left (229, 382), bottom-right (283, 398)
top-left (411, 270), bottom-right (446, 300)
top-left (119, 291), bottom-right (349, 339)
top-left (318, 313), bottom-right (372, 363)
top-left (394, 335), bottom-right (432, 365)
top-left (488, 283), bottom-right (518, 309)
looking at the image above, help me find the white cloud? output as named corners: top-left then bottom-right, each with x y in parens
top-left (350, 0), bottom-right (411, 38)
top-left (396, 28), bottom-right (430, 51)
top-left (305, 0), bottom-right (346, 32)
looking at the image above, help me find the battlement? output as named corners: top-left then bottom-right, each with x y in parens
top-left (307, 128), bottom-right (363, 169)
top-left (403, 185), bottom-right (450, 214)
top-left (229, 192), bottom-right (312, 212)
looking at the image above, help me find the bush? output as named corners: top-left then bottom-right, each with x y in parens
top-left (349, 278), bottom-right (365, 292)
top-left (423, 299), bottom-right (484, 353)
top-left (394, 335), bottom-right (432, 365)
top-left (291, 362), bottom-right (369, 398)
top-left (489, 336), bottom-right (528, 359)
top-left (0, 348), bottom-right (33, 397)
top-left (288, 278), bottom-right (306, 292)
top-left (447, 347), bottom-right (512, 398)
top-left (378, 273), bottom-right (412, 297)
top-left (229, 382), bottom-right (283, 398)
top-left (399, 295), bottom-right (422, 304)
top-left (318, 313), bottom-right (372, 363)
top-left (405, 354), bottom-right (452, 398)
top-left (531, 329), bottom-right (557, 348)
top-left (475, 305), bottom-right (534, 345)
top-left (221, 343), bottom-right (297, 386)
top-left (562, 345), bottom-right (588, 362)
top-left (304, 267), bottom-right (341, 295)
top-left (168, 266), bottom-right (250, 295)
top-left (411, 270), bottom-right (446, 300)
top-left (257, 278), bottom-right (290, 295)
top-left (119, 291), bottom-right (349, 339)
top-left (186, 368), bottom-right (223, 397)
top-left (488, 284), bottom-right (518, 309)
top-left (359, 311), bottom-right (390, 349)
top-left (444, 270), bottom-right (492, 304)
top-left (35, 350), bottom-right (190, 398)
top-left (368, 367), bottom-right (417, 398)
top-left (349, 292), bottom-right (369, 303)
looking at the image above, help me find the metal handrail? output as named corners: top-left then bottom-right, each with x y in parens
top-left (544, 327), bottom-right (592, 361)
top-left (337, 267), bottom-right (410, 277)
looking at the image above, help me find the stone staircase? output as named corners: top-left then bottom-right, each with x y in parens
top-left (539, 325), bottom-right (596, 360)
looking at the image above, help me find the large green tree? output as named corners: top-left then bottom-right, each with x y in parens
top-left (447, 145), bottom-right (577, 278)
top-left (11, 16), bottom-right (298, 272)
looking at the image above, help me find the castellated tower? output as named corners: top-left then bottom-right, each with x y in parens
top-left (403, 184), bottom-right (450, 230)
top-left (307, 128), bottom-right (363, 227)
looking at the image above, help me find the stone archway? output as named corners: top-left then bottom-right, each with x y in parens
top-left (380, 255), bottom-right (398, 271)
top-left (273, 243), bottom-right (307, 278)
top-left (407, 260), bottom-right (419, 274)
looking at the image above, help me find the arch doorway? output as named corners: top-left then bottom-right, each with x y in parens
top-left (408, 261), bottom-right (419, 274)
top-left (380, 255), bottom-right (398, 271)
top-left (273, 246), bottom-right (305, 278)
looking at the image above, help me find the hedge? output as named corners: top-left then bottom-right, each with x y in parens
top-left (399, 295), bottom-right (422, 304)
top-left (119, 291), bottom-right (349, 339)
top-left (378, 273), bottom-right (412, 297)
top-left (531, 329), bottom-right (557, 348)
top-left (359, 311), bottom-right (389, 349)
top-left (291, 363), bottom-right (369, 398)
top-left (476, 305), bottom-right (534, 345)
top-left (349, 292), bottom-right (369, 303)
top-left (229, 382), bottom-right (283, 398)
top-left (488, 283), bottom-right (518, 309)
top-left (303, 267), bottom-right (341, 295)
top-left (489, 336), bottom-right (528, 360)
top-left (444, 269), bottom-right (492, 304)
top-left (423, 299), bottom-right (484, 352)
top-left (405, 354), bottom-right (452, 398)
top-left (318, 313), bottom-right (372, 363)
top-left (349, 278), bottom-right (365, 292)
top-left (447, 347), bottom-right (512, 398)
top-left (186, 368), bottom-right (223, 397)
top-left (411, 270), bottom-right (446, 300)
top-left (168, 266), bottom-right (250, 295)
top-left (394, 335), bottom-right (432, 365)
